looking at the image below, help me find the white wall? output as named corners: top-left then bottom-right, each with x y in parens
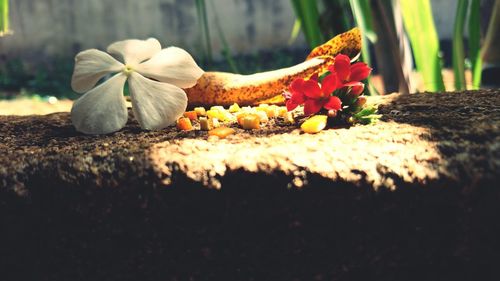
top-left (0, 0), bottom-right (460, 60)
top-left (432, 0), bottom-right (458, 39)
top-left (0, 0), bottom-right (304, 59)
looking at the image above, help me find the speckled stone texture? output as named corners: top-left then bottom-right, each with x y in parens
top-left (0, 90), bottom-right (499, 281)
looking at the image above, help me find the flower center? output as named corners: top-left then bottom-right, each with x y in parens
top-left (123, 65), bottom-right (134, 76)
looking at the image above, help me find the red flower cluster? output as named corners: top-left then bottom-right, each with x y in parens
top-left (285, 54), bottom-right (372, 116)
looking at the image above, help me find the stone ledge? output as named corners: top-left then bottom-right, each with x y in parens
top-left (0, 90), bottom-right (499, 281)
top-left (1, 90), bottom-right (498, 193)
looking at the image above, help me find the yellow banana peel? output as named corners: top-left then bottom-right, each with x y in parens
top-left (185, 27), bottom-right (362, 107)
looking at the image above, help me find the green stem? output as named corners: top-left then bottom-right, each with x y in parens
top-left (452, 0), bottom-right (468, 90)
top-left (468, 0), bottom-right (482, 89)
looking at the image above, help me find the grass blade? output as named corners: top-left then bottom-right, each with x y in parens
top-left (0, 0), bottom-right (9, 36)
top-left (400, 0), bottom-right (445, 92)
top-left (348, 0), bottom-right (377, 43)
top-left (468, 0), bottom-right (482, 89)
top-left (290, 0), bottom-right (323, 48)
top-left (452, 0), bottom-right (468, 90)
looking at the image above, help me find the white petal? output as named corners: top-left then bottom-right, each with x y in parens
top-left (71, 73), bottom-right (128, 134)
top-left (128, 72), bottom-right (187, 130)
top-left (71, 49), bottom-right (124, 93)
top-left (107, 38), bottom-right (161, 65)
top-left (135, 47), bottom-right (204, 88)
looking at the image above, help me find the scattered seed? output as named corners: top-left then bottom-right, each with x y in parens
top-left (199, 117), bottom-right (211, 131)
top-left (194, 107), bottom-right (207, 116)
top-left (183, 111), bottom-right (198, 120)
top-left (206, 109), bottom-right (225, 121)
top-left (301, 115), bottom-right (328, 134)
top-left (177, 117), bottom-right (193, 131)
top-left (208, 127), bottom-right (235, 139)
top-left (228, 103), bottom-right (241, 113)
top-left (241, 115), bottom-right (260, 130)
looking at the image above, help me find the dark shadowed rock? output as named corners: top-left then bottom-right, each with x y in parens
top-left (0, 90), bottom-right (499, 281)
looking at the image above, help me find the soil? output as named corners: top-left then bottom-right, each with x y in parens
top-left (0, 89), bottom-right (499, 281)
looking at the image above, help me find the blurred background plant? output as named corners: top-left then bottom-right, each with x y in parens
top-left (0, 0), bottom-right (9, 36)
top-left (0, 0), bottom-right (498, 100)
top-left (290, 0), bottom-right (496, 94)
top-left (0, 0), bottom-right (75, 101)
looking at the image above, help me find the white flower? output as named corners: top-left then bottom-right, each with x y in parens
top-left (70, 38), bottom-right (204, 134)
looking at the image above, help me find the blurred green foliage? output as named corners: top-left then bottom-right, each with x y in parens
top-left (200, 49), bottom-right (301, 75)
top-left (0, 49), bottom-right (301, 100)
top-left (1, 0), bottom-right (491, 100)
top-left (290, 0), bottom-right (486, 93)
top-left (0, 58), bottom-right (77, 99)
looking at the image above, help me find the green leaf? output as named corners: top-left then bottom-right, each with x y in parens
top-left (354, 114), bottom-right (381, 125)
top-left (348, 0), bottom-right (378, 95)
top-left (352, 105), bottom-right (381, 125)
top-left (400, 0), bottom-right (445, 92)
top-left (353, 106), bottom-right (378, 118)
